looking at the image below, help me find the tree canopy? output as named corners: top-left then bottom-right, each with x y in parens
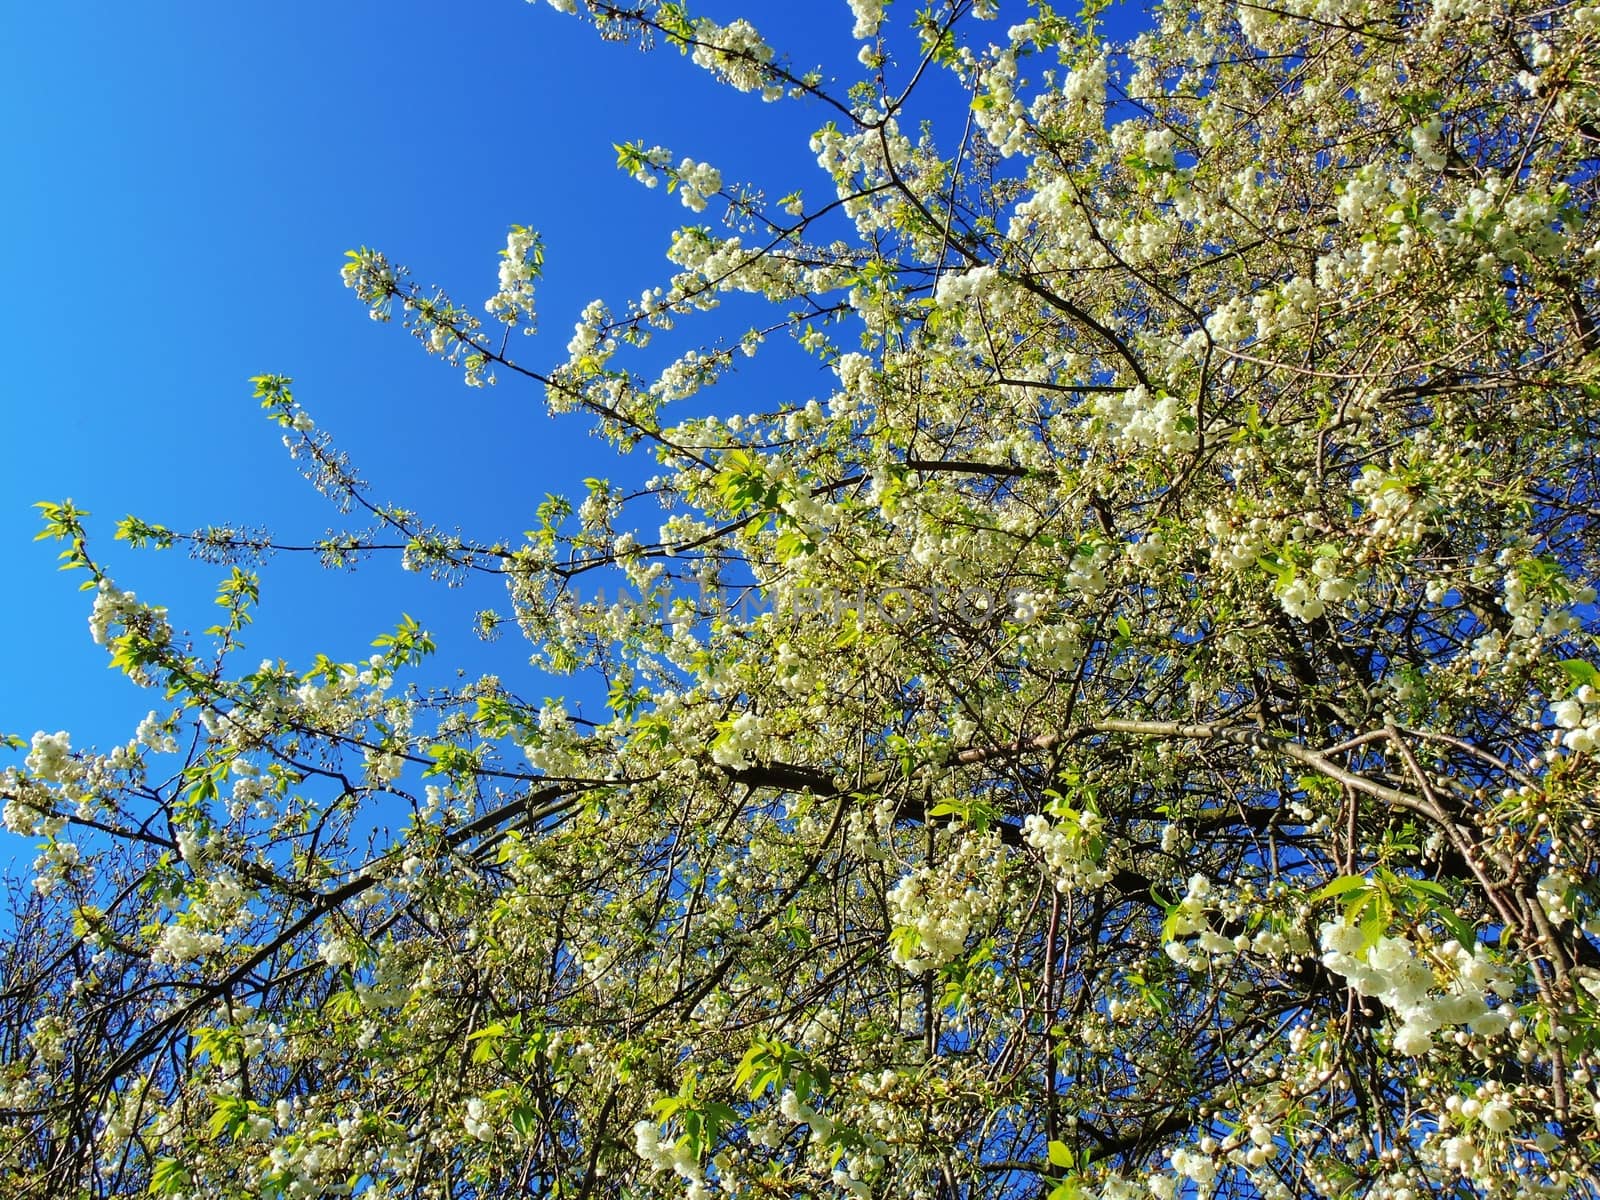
top-left (5, 0), bottom-right (1600, 1197)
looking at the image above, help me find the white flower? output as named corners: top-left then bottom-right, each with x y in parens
top-left (675, 158), bottom-right (722, 213)
top-left (1478, 1099), bottom-right (1514, 1133)
top-left (464, 1097), bottom-right (494, 1141)
top-left (152, 923), bottom-right (224, 965)
top-left (1279, 576), bottom-right (1326, 622)
top-left (1142, 127), bottom-right (1177, 169)
top-left (1063, 56), bottom-right (1107, 105)
top-left (846, 0), bottom-right (885, 39)
top-left (1468, 1007), bottom-right (1510, 1038)
top-left (175, 829), bottom-right (204, 865)
top-left (687, 17), bottom-right (774, 93)
top-left (710, 711), bottom-right (766, 770)
top-left (888, 833), bottom-right (1003, 973)
top-left (1392, 1022), bottom-right (1433, 1057)
top-left (1128, 533), bottom-right (1164, 568)
top-left (1538, 873), bottom-right (1574, 924)
top-left (1318, 919), bottom-right (1365, 959)
top-left (135, 711), bottom-right (177, 753)
top-left (25, 731), bottom-right (74, 782)
top-left (1366, 935), bottom-right (1414, 975)
top-left (1170, 1147), bottom-right (1216, 1184)
top-left (318, 937), bottom-right (355, 969)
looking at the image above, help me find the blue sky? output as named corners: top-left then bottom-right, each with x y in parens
top-left (0, 2), bottom-right (869, 749)
top-left (1, 2), bottom-right (1147, 767)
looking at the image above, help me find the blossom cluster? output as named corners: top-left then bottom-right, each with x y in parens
top-left (152, 921), bottom-right (226, 965)
top-left (483, 223), bottom-right (542, 330)
top-left (709, 711), bottom-right (766, 771)
top-left (1319, 923), bottom-right (1514, 1057)
top-left (1552, 688), bottom-right (1600, 754)
top-left (887, 831), bottom-right (1002, 974)
top-left (1160, 874), bottom-right (1295, 969)
top-left (686, 16), bottom-right (780, 98)
top-left (1278, 554), bottom-right (1360, 624)
top-left (88, 578), bottom-right (172, 657)
top-left (1, 769), bottom-right (62, 838)
top-left (623, 145), bottom-right (724, 213)
top-left (1092, 384), bottom-right (1198, 456)
top-left (1021, 807), bottom-right (1110, 893)
top-left (633, 1119), bottom-right (711, 1200)
top-left (846, 0), bottom-right (884, 40)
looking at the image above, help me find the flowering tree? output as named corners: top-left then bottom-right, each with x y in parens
top-left (5, 0), bottom-right (1600, 1197)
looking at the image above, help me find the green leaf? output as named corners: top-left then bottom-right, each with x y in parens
top-left (208, 1095), bottom-right (252, 1140)
top-left (1311, 874), bottom-right (1372, 903)
top-left (1400, 877), bottom-right (1450, 901)
top-left (1048, 1139), bottom-right (1075, 1168)
top-left (1255, 552), bottom-right (1291, 581)
top-left (1436, 905), bottom-right (1478, 951)
top-left (149, 1158), bottom-right (192, 1196)
top-left (1559, 659), bottom-right (1600, 690)
top-left (1358, 904), bottom-right (1389, 948)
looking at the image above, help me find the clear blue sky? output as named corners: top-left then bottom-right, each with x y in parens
top-left (0, 2), bottom-right (866, 750)
top-left (0, 2), bottom-right (1145, 761)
